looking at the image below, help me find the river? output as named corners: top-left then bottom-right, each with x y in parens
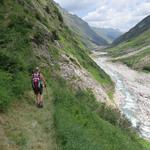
top-left (92, 51), bottom-right (150, 140)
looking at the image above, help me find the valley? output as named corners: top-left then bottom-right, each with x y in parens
top-left (92, 51), bottom-right (150, 140)
top-left (0, 0), bottom-right (150, 149)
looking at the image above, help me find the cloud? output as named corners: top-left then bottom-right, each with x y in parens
top-left (54, 0), bottom-right (150, 31)
top-left (54, 0), bottom-right (100, 13)
top-left (83, 0), bottom-right (150, 31)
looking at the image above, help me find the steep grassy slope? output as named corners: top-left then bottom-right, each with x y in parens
top-left (92, 27), bottom-right (122, 44)
top-left (53, 78), bottom-right (150, 150)
top-left (0, 0), bottom-right (150, 150)
top-left (0, 0), bottom-right (112, 110)
top-left (57, 4), bottom-right (108, 48)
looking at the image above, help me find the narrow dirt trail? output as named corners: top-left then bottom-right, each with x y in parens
top-left (92, 51), bottom-right (150, 140)
top-left (0, 89), bottom-right (57, 150)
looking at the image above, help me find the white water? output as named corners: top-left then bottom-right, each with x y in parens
top-left (93, 52), bottom-right (150, 140)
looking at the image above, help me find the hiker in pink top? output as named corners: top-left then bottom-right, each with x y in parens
top-left (32, 67), bottom-right (46, 108)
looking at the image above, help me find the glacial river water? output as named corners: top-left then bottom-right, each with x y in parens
top-left (93, 52), bottom-right (150, 140)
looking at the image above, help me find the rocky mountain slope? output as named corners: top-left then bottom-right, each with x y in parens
top-left (113, 15), bottom-right (150, 45)
top-left (57, 4), bottom-right (108, 48)
top-left (0, 0), bottom-right (149, 149)
top-left (107, 15), bottom-right (150, 72)
top-left (92, 27), bottom-right (122, 44)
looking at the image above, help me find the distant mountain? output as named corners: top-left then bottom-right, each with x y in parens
top-left (108, 15), bottom-right (150, 72)
top-left (113, 15), bottom-right (150, 45)
top-left (1, 1), bottom-right (149, 149)
top-left (92, 27), bottom-right (122, 44)
top-left (56, 4), bottom-right (108, 48)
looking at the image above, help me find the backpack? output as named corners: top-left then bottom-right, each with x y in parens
top-left (32, 72), bottom-right (42, 89)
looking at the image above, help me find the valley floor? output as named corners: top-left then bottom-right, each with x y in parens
top-left (92, 52), bottom-right (150, 140)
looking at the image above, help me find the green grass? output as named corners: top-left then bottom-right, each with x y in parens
top-left (116, 48), bottom-right (150, 72)
top-left (0, 0), bottom-right (65, 110)
top-left (107, 29), bottom-right (150, 72)
top-left (0, 87), bottom-right (56, 150)
top-left (51, 76), bottom-right (149, 150)
top-left (0, 1), bottom-right (36, 110)
top-left (0, 1), bottom-right (150, 150)
top-left (108, 30), bottom-right (150, 57)
top-left (1, 70), bottom-right (149, 150)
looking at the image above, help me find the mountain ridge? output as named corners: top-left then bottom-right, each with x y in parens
top-left (0, 0), bottom-right (149, 149)
top-left (92, 27), bottom-right (123, 44)
top-left (113, 15), bottom-right (150, 45)
top-left (107, 15), bottom-right (150, 72)
top-left (56, 3), bottom-right (108, 48)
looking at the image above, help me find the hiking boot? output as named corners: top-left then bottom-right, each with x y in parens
top-left (39, 101), bottom-right (44, 108)
top-left (36, 103), bottom-right (40, 108)
top-left (36, 102), bottom-right (39, 107)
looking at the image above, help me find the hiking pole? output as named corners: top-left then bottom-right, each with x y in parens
top-left (45, 85), bottom-right (48, 98)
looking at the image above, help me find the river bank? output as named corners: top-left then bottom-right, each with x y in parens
top-left (92, 51), bottom-right (150, 140)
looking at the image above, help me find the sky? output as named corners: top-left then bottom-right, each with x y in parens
top-left (54, 0), bottom-right (150, 32)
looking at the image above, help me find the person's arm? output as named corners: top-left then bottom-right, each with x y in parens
top-left (40, 73), bottom-right (46, 87)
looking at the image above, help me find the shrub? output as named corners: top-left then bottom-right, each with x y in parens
top-left (96, 103), bottom-right (132, 130)
top-left (143, 66), bottom-right (150, 72)
top-left (0, 0), bottom-right (4, 5)
top-left (8, 16), bottom-right (33, 33)
top-left (12, 72), bottom-right (30, 98)
top-left (52, 30), bottom-right (60, 40)
top-left (33, 30), bottom-right (45, 45)
top-left (0, 53), bottom-right (23, 73)
top-left (54, 7), bottom-right (63, 22)
top-left (0, 70), bottom-right (13, 111)
top-left (45, 6), bottom-right (50, 14)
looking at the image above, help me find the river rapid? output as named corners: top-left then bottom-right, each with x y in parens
top-left (93, 51), bottom-right (150, 140)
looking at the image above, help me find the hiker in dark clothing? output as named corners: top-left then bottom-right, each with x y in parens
top-left (32, 67), bottom-right (46, 108)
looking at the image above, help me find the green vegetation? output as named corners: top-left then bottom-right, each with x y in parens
top-left (59, 28), bottom-right (113, 90)
top-left (52, 76), bottom-right (149, 150)
top-left (0, 0), bottom-right (65, 110)
top-left (113, 15), bottom-right (150, 45)
top-left (0, 0), bottom-right (150, 150)
top-left (0, 0), bottom-right (113, 111)
top-left (0, 88), bottom-right (56, 150)
top-left (0, 0), bottom-right (36, 110)
top-left (1, 72), bottom-right (149, 150)
top-left (118, 48), bottom-right (150, 72)
top-left (107, 28), bottom-right (150, 72)
top-left (108, 30), bottom-right (150, 57)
